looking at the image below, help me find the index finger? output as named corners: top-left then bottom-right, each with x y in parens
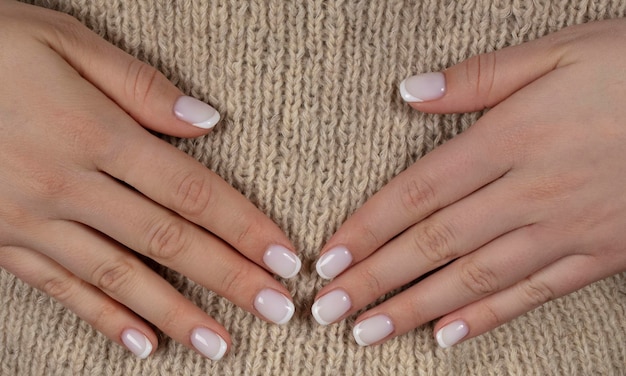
top-left (316, 121), bottom-right (510, 279)
top-left (98, 122), bottom-right (301, 279)
top-left (315, 27), bottom-right (571, 279)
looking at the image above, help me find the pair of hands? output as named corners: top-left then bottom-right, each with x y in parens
top-left (2, 1), bottom-right (625, 361)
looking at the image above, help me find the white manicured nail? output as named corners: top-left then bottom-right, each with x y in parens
top-left (316, 246), bottom-right (353, 280)
top-left (254, 288), bottom-right (295, 325)
top-left (263, 245), bottom-right (301, 279)
top-left (311, 289), bottom-right (352, 325)
top-left (352, 315), bottom-right (394, 346)
top-left (436, 320), bottom-right (469, 348)
top-left (190, 327), bottom-right (228, 360)
top-left (121, 328), bottom-right (152, 359)
top-left (399, 72), bottom-right (446, 102)
top-left (173, 96), bottom-right (221, 129)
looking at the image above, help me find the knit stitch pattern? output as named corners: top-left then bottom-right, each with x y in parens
top-left (2, 0), bottom-right (626, 375)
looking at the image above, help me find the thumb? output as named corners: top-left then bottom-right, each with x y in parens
top-left (39, 10), bottom-right (219, 138)
top-left (399, 34), bottom-right (563, 114)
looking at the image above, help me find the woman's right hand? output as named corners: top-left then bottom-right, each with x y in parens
top-left (0, 1), bottom-right (301, 360)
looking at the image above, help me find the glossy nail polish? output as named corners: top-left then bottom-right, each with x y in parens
top-left (263, 245), bottom-right (302, 279)
top-left (121, 328), bottom-right (152, 359)
top-left (311, 289), bottom-right (352, 325)
top-left (316, 246), bottom-right (353, 280)
top-left (173, 95), bottom-right (221, 129)
top-left (352, 315), bottom-right (394, 346)
top-left (254, 288), bottom-right (295, 325)
top-left (399, 72), bottom-right (446, 102)
top-left (190, 327), bottom-right (228, 360)
top-left (436, 320), bottom-right (469, 348)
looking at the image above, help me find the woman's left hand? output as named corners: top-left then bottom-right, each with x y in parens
top-left (312, 18), bottom-right (626, 348)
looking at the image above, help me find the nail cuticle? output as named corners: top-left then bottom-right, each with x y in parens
top-left (316, 246), bottom-right (353, 280)
top-left (173, 95), bottom-right (220, 129)
top-left (190, 327), bottom-right (228, 360)
top-left (436, 320), bottom-right (469, 348)
top-left (399, 72), bottom-right (446, 103)
top-left (254, 288), bottom-right (295, 325)
top-left (263, 245), bottom-right (302, 279)
top-left (352, 314), bottom-right (395, 346)
top-left (311, 289), bottom-right (352, 325)
top-left (121, 328), bottom-right (152, 359)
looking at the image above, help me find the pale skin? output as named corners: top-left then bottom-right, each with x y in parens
top-left (316, 18), bottom-right (626, 347)
top-left (0, 1), bottom-right (300, 360)
top-left (2, 0), bottom-right (625, 361)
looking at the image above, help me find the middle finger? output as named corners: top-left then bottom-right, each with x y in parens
top-left (312, 174), bottom-right (535, 325)
top-left (61, 172), bottom-right (296, 325)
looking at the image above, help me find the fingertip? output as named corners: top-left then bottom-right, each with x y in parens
top-left (399, 72), bottom-right (447, 103)
top-left (352, 314), bottom-right (395, 346)
top-left (253, 288), bottom-right (295, 325)
top-left (434, 319), bottom-right (469, 348)
top-left (173, 95), bottom-right (221, 130)
top-left (121, 328), bottom-right (155, 359)
top-left (190, 327), bottom-right (229, 361)
top-left (311, 289), bottom-right (352, 326)
top-left (315, 246), bottom-right (353, 280)
top-left (262, 245), bottom-right (302, 279)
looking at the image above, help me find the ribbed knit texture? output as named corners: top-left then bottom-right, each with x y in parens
top-left (2, 0), bottom-right (626, 374)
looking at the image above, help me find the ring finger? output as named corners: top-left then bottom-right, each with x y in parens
top-left (0, 245), bottom-right (158, 359)
top-left (433, 253), bottom-right (601, 348)
top-left (349, 224), bottom-right (567, 346)
top-left (59, 172), bottom-right (295, 325)
top-left (24, 219), bottom-right (235, 360)
top-left (312, 175), bottom-right (535, 325)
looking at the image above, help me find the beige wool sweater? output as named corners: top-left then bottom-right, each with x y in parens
top-left (2, 0), bottom-right (626, 375)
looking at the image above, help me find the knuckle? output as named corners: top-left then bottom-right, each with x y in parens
top-left (458, 260), bottom-right (499, 296)
top-left (174, 172), bottom-right (213, 217)
top-left (479, 302), bottom-right (504, 328)
top-left (43, 108), bottom-right (114, 164)
top-left (42, 274), bottom-right (77, 302)
top-left (522, 175), bottom-right (574, 203)
top-left (94, 259), bottom-right (136, 295)
top-left (235, 222), bottom-right (253, 247)
top-left (356, 265), bottom-right (385, 301)
top-left (400, 177), bottom-right (438, 217)
top-left (412, 221), bottom-right (455, 264)
top-left (0, 205), bottom-right (38, 237)
top-left (234, 217), bottom-right (262, 248)
top-left (146, 218), bottom-right (189, 262)
top-left (407, 295), bottom-right (429, 325)
top-left (90, 301), bottom-right (123, 330)
top-left (219, 263), bottom-right (254, 297)
top-left (464, 51), bottom-right (498, 109)
top-left (364, 226), bottom-right (380, 247)
top-left (48, 11), bottom-right (85, 42)
top-left (125, 59), bottom-right (162, 107)
top-left (158, 304), bottom-right (188, 333)
top-left (30, 169), bottom-right (74, 199)
top-left (519, 277), bottom-right (555, 307)
top-left (51, 11), bottom-right (84, 31)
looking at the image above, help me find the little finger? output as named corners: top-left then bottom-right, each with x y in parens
top-left (0, 245), bottom-right (157, 359)
top-left (349, 225), bottom-right (565, 346)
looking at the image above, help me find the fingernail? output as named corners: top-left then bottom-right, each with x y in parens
top-left (254, 288), bottom-right (295, 325)
top-left (352, 315), bottom-right (395, 346)
top-left (121, 328), bottom-right (152, 359)
top-left (190, 327), bottom-right (228, 360)
top-left (399, 72), bottom-right (446, 102)
top-left (173, 95), bottom-right (221, 129)
top-left (263, 245), bottom-right (301, 279)
top-left (311, 289), bottom-right (352, 325)
top-left (316, 246), bottom-right (353, 280)
top-left (436, 320), bottom-right (469, 348)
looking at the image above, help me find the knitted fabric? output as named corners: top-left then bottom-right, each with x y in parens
top-left (2, 0), bottom-right (626, 375)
